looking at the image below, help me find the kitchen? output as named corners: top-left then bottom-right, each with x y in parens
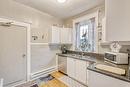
top-left (0, 0), bottom-right (130, 87)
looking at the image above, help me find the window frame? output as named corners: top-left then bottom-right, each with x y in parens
top-left (73, 11), bottom-right (99, 52)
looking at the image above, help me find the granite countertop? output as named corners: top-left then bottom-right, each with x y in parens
top-left (57, 53), bottom-right (130, 83)
top-left (57, 53), bottom-right (97, 63)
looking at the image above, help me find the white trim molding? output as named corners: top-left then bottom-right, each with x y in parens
top-left (73, 11), bottom-right (99, 52)
top-left (30, 43), bottom-right (49, 45)
top-left (30, 66), bottom-right (57, 80)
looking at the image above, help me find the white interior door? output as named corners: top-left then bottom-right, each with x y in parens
top-left (0, 24), bottom-right (27, 87)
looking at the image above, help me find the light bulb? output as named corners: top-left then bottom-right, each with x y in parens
top-left (57, 0), bottom-right (66, 3)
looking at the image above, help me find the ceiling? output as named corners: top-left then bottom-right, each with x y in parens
top-left (14, 0), bottom-right (104, 19)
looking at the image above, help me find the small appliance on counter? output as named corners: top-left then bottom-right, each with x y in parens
top-left (104, 52), bottom-right (128, 65)
top-left (104, 42), bottom-right (128, 65)
top-left (61, 45), bottom-right (67, 54)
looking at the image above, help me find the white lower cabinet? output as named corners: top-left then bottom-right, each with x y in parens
top-left (88, 70), bottom-right (130, 87)
top-left (75, 59), bottom-right (87, 84)
top-left (67, 57), bottom-right (89, 85)
top-left (67, 58), bottom-right (76, 79)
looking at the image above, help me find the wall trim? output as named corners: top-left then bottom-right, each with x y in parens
top-left (30, 66), bottom-right (57, 80)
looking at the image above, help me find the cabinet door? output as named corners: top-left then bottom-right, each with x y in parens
top-left (67, 58), bottom-right (75, 78)
top-left (60, 28), bottom-right (72, 44)
top-left (105, 0), bottom-right (130, 41)
top-left (88, 70), bottom-right (130, 87)
top-left (75, 60), bottom-right (87, 84)
top-left (50, 26), bottom-right (60, 43)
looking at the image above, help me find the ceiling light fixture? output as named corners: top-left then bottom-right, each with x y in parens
top-left (57, 0), bottom-right (66, 3)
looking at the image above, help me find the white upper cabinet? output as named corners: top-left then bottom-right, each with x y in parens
top-left (60, 28), bottom-right (72, 44)
top-left (105, 0), bottom-right (130, 41)
top-left (50, 26), bottom-right (60, 44)
top-left (50, 26), bottom-right (72, 44)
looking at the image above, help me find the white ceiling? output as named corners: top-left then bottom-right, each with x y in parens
top-left (14, 0), bottom-right (104, 19)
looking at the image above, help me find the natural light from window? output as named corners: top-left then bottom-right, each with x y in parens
top-left (76, 18), bottom-right (95, 52)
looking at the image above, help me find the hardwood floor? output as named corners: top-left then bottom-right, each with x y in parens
top-left (16, 71), bottom-right (86, 87)
top-left (51, 71), bottom-right (65, 78)
top-left (40, 72), bottom-right (68, 87)
top-left (40, 79), bottom-right (68, 87)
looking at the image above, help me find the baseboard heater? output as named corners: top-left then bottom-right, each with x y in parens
top-left (31, 66), bottom-right (57, 80)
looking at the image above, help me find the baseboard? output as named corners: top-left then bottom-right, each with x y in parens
top-left (10, 66), bottom-right (58, 87)
top-left (31, 66), bottom-right (58, 80)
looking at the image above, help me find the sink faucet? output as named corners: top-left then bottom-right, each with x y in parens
top-left (81, 52), bottom-right (85, 57)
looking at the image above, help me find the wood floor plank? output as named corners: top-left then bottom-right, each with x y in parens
top-left (40, 79), bottom-right (68, 87)
top-left (17, 72), bottom-right (68, 87)
top-left (51, 71), bottom-right (65, 79)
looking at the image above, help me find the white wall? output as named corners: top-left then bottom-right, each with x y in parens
top-left (0, 0), bottom-right (62, 43)
top-left (31, 45), bottom-right (60, 73)
top-left (0, 0), bottom-right (62, 74)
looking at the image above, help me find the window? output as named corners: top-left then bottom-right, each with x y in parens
top-left (75, 18), bottom-right (95, 52)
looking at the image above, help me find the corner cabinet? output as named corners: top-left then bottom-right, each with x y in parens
top-left (67, 57), bottom-right (89, 85)
top-left (88, 70), bottom-right (130, 87)
top-left (50, 26), bottom-right (72, 44)
top-left (105, 0), bottom-right (130, 41)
